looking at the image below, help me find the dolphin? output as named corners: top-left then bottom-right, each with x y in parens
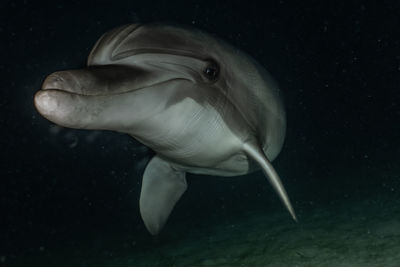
top-left (34, 23), bottom-right (296, 235)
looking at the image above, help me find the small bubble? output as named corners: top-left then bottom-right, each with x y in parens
top-left (49, 124), bottom-right (62, 135)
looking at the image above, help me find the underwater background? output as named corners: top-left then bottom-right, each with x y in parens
top-left (1, 0), bottom-right (399, 266)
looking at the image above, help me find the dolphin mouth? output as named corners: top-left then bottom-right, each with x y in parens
top-left (39, 66), bottom-right (142, 97)
top-left (39, 64), bottom-right (194, 98)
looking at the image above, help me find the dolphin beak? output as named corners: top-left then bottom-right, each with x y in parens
top-left (34, 65), bottom-right (146, 127)
top-left (40, 65), bottom-right (142, 96)
top-left (34, 66), bottom-right (192, 131)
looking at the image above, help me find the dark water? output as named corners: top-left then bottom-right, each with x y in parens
top-left (1, 1), bottom-right (399, 266)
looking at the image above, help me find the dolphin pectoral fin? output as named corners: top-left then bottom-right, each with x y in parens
top-left (139, 156), bottom-right (187, 235)
top-left (243, 141), bottom-right (297, 222)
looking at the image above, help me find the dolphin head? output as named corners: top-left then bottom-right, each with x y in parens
top-left (35, 23), bottom-right (285, 159)
top-left (35, 24), bottom-right (222, 131)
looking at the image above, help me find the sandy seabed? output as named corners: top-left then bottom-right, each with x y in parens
top-left (9, 192), bottom-right (400, 267)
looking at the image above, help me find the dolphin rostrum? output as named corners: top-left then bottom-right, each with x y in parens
top-left (34, 23), bottom-right (296, 235)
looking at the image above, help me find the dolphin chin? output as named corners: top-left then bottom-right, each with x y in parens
top-left (34, 89), bottom-right (87, 129)
top-left (34, 90), bottom-right (61, 116)
top-left (35, 23), bottom-right (296, 235)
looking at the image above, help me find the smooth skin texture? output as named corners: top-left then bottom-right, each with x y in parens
top-left (34, 23), bottom-right (296, 235)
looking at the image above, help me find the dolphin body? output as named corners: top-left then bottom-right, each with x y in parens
top-left (34, 23), bottom-right (296, 235)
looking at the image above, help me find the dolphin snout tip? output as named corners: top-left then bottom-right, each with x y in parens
top-left (34, 90), bottom-right (59, 115)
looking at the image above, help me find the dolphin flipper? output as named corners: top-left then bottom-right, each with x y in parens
top-left (243, 141), bottom-right (297, 222)
top-left (139, 155), bottom-right (187, 235)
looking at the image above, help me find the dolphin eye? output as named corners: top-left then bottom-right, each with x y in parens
top-left (203, 63), bottom-right (219, 81)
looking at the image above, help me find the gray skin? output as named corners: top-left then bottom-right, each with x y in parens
top-left (34, 23), bottom-right (297, 235)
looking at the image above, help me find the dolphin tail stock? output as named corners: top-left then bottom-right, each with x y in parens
top-left (242, 140), bottom-right (297, 222)
top-left (139, 155), bottom-right (187, 235)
